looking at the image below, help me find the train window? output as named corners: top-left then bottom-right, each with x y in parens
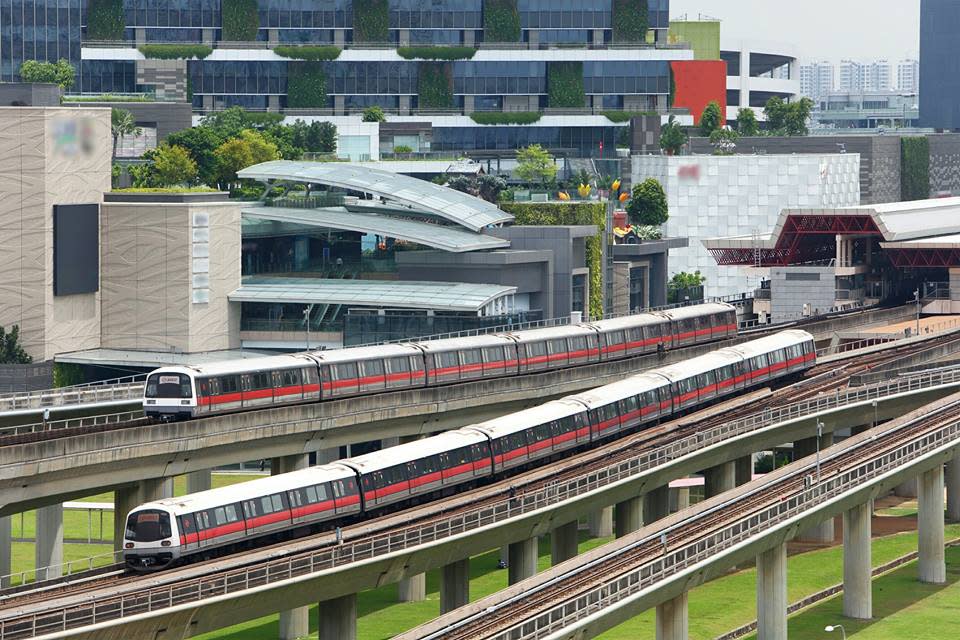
top-left (253, 372), bottom-right (271, 390)
top-left (259, 496), bottom-right (274, 514)
top-left (570, 336), bottom-right (587, 352)
top-left (470, 443), bottom-right (488, 461)
top-left (322, 365), bottom-right (336, 383)
top-left (527, 342), bottom-right (547, 357)
top-left (361, 359), bottom-right (384, 378)
top-left (179, 515), bottom-right (196, 534)
top-left (438, 352), bottom-right (459, 370)
top-left (242, 501), bottom-right (257, 519)
top-left (770, 349), bottom-right (785, 363)
top-left (461, 349), bottom-right (482, 365)
top-left (214, 507), bottom-right (227, 525)
top-left (387, 357), bottom-right (410, 374)
top-left (418, 456), bottom-right (439, 475)
top-left (145, 373), bottom-right (193, 399)
top-left (533, 423), bottom-right (551, 442)
top-left (491, 438), bottom-right (504, 456)
top-left (342, 477), bottom-right (358, 494)
top-left (482, 346), bottom-right (504, 364)
top-left (609, 331), bottom-right (625, 347)
top-left (453, 447), bottom-right (470, 466)
top-left (289, 490), bottom-right (304, 508)
top-left (304, 486), bottom-right (319, 503)
top-left (222, 375), bottom-right (240, 394)
top-left (303, 367), bottom-right (318, 386)
top-left (547, 339), bottom-right (566, 355)
top-left (337, 362), bottom-right (359, 381)
top-left (622, 395), bottom-right (638, 414)
top-left (511, 433), bottom-right (528, 450)
top-left (198, 511), bottom-right (211, 530)
top-left (240, 374), bottom-right (251, 391)
top-left (197, 379), bottom-right (210, 397)
top-left (281, 369), bottom-right (301, 387)
top-left (271, 494), bottom-right (285, 512)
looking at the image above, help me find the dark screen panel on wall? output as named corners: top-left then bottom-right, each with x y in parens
top-left (53, 204), bottom-right (99, 296)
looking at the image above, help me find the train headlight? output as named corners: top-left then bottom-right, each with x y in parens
top-left (145, 400), bottom-right (156, 405)
top-left (161, 540), bottom-right (172, 547)
top-left (125, 543), bottom-right (133, 549)
top-left (180, 400), bottom-right (191, 405)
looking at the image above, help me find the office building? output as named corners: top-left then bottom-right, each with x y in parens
top-left (920, 0), bottom-right (960, 129)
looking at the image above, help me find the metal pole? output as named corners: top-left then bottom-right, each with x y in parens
top-left (914, 289), bottom-right (920, 336)
top-left (815, 420), bottom-right (823, 483)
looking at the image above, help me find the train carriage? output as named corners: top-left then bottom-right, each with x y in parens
top-left (567, 373), bottom-right (673, 440)
top-left (587, 314), bottom-right (671, 359)
top-left (659, 303), bottom-right (738, 348)
top-left (309, 344), bottom-right (426, 398)
top-left (718, 330), bottom-right (816, 385)
top-left (653, 350), bottom-right (745, 412)
top-left (415, 334), bottom-right (519, 386)
top-left (505, 325), bottom-right (602, 373)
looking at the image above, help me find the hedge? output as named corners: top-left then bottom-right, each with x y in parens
top-left (602, 110), bottom-right (657, 123)
top-left (398, 46), bottom-right (477, 60)
top-left (221, 0), bottom-right (260, 41)
top-left (500, 201), bottom-right (605, 319)
top-left (417, 62), bottom-right (453, 109)
top-left (85, 0), bottom-right (124, 41)
top-left (286, 63), bottom-right (328, 108)
top-left (274, 45), bottom-right (342, 61)
top-left (470, 112), bottom-right (541, 125)
top-left (353, 0), bottom-right (389, 42)
top-left (901, 136), bottom-right (930, 201)
top-left (612, 0), bottom-right (649, 43)
top-left (547, 62), bottom-right (585, 109)
top-left (138, 44), bottom-right (212, 60)
top-left (484, 0), bottom-right (521, 42)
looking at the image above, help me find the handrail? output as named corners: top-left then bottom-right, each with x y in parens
top-left (0, 410), bottom-right (145, 438)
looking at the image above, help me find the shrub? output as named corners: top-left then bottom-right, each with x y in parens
top-left (0, 325), bottom-right (32, 364)
top-left (273, 45), bottom-right (342, 61)
top-left (85, 0), bottom-right (124, 41)
top-left (353, 0), bottom-right (389, 42)
top-left (286, 63), bottom-right (328, 108)
top-left (470, 111), bottom-right (541, 125)
top-left (602, 110), bottom-right (657, 123)
top-left (709, 128), bottom-right (739, 155)
top-left (484, 0), bottom-right (521, 42)
top-left (214, 130), bottom-right (280, 186)
top-left (736, 107), bottom-right (759, 137)
top-left (764, 96), bottom-right (814, 136)
top-left (19, 59), bottom-right (74, 89)
top-left (393, 144), bottom-right (413, 153)
top-left (626, 178), bottom-right (668, 226)
top-left (152, 144), bottom-right (198, 185)
top-left (516, 144), bottom-right (556, 184)
top-left (221, 0), bottom-right (260, 41)
top-left (659, 115), bottom-right (688, 155)
top-left (699, 100), bottom-right (722, 137)
top-left (500, 202), bottom-right (605, 319)
top-left (612, 0), bottom-right (649, 43)
top-left (547, 62), bottom-right (585, 109)
top-left (362, 105), bottom-right (387, 122)
top-left (417, 62), bottom-right (453, 109)
top-left (138, 44), bottom-right (212, 60)
top-left (398, 46), bottom-right (477, 60)
top-left (901, 136), bottom-right (930, 201)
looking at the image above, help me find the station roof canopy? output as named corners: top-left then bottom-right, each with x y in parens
top-left (702, 197), bottom-right (960, 267)
top-left (230, 277), bottom-right (517, 313)
top-left (237, 160), bottom-right (513, 232)
top-left (243, 206), bottom-right (509, 253)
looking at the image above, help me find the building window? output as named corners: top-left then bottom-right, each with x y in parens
top-left (629, 266), bottom-right (646, 312)
top-left (571, 273), bottom-right (586, 315)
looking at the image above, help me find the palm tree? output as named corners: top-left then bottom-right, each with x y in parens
top-left (111, 108), bottom-right (141, 158)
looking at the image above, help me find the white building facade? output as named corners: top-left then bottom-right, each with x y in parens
top-left (897, 58), bottom-right (920, 94)
top-left (631, 154), bottom-right (861, 298)
top-left (799, 61), bottom-right (835, 101)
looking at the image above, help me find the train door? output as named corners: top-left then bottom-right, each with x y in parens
top-left (520, 341), bottom-right (550, 373)
top-left (195, 378), bottom-right (212, 416)
top-left (332, 477), bottom-right (361, 515)
top-left (409, 455), bottom-right (443, 494)
top-left (385, 356), bottom-right (412, 389)
top-left (481, 345), bottom-right (509, 377)
top-left (470, 442), bottom-right (494, 476)
top-left (545, 339), bottom-right (568, 369)
top-left (430, 350), bottom-right (462, 384)
top-left (327, 362), bottom-right (360, 398)
top-left (178, 514), bottom-right (199, 551)
top-left (274, 368), bottom-right (304, 405)
top-left (357, 359), bottom-right (387, 394)
top-left (302, 366), bottom-right (321, 400)
top-left (619, 394), bottom-right (642, 430)
top-left (567, 335), bottom-right (591, 365)
top-left (459, 348), bottom-right (484, 381)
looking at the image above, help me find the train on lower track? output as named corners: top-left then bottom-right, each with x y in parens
top-left (124, 329), bottom-right (816, 570)
top-left (143, 303), bottom-right (738, 420)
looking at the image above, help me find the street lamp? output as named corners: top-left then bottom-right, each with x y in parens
top-left (824, 624), bottom-right (847, 639)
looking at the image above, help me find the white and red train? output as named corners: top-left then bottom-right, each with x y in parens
top-left (124, 330), bottom-right (816, 570)
top-left (143, 303), bottom-right (738, 420)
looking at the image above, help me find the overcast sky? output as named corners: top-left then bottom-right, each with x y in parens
top-left (670, 0), bottom-right (920, 63)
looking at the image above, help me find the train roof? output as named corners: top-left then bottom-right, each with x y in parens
top-left (308, 343), bottom-right (423, 363)
top-left (657, 302), bottom-right (736, 321)
top-left (502, 324), bottom-right (599, 343)
top-left (134, 465), bottom-right (357, 516)
top-left (414, 334), bottom-right (515, 352)
top-left (652, 348), bottom-right (744, 382)
top-left (585, 313), bottom-right (669, 332)
top-left (463, 399), bottom-right (587, 439)
top-left (149, 354), bottom-right (314, 378)
top-left (565, 373), bottom-right (670, 408)
top-left (718, 330), bottom-right (813, 360)
top-left (338, 429), bottom-right (489, 474)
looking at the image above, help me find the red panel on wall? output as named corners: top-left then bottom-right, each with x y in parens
top-left (670, 60), bottom-right (727, 125)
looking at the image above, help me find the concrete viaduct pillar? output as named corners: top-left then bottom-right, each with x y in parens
top-left (843, 500), bottom-right (872, 619)
top-left (655, 592), bottom-right (688, 640)
top-left (318, 593), bottom-right (356, 640)
top-left (35, 504), bottom-right (63, 580)
top-left (508, 537), bottom-right (538, 585)
top-left (918, 465), bottom-right (946, 584)
top-left (0, 516), bottom-right (9, 587)
top-left (794, 435), bottom-right (835, 543)
top-left (756, 543), bottom-right (787, 640)
top-left (186, 469), bottom-right (212, 494)
top-left (735, 455), bottom-right (753, 486)
top-left (588, 506), bottom-right (614, 538)
top-left (643, 485), bottom-right (670, 525)
top-left (396, 435), bottom-right (426, 602)
top-left (615, 496), bottom-right (642, 538)
top-left (946, 450), bottom-right (960, 521)
top-left (272, 454), bottom-right (310, 640)
top-left (440, 558), bottom-right (470, 614)
top-left (550, 521), bottom-right (579, 565)
top-left (704, 461), bottom-right (736, 499)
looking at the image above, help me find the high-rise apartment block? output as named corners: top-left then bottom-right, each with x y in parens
top-left (838, 59), bottom-right (891, 93)
top-left (799, 61), bottom-right (834, 100)
top-left (898, 58), bottom-right (920, 94)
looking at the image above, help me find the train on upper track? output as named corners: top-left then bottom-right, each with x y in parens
top-left (142, 303), bottom-right (739, 420)
top-left (124, 328), bottom-right (817, 570)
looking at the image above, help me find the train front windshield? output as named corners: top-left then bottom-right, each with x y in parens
top-left (145, 373), bottom-right (193, 399)
top-left (125, 510), bottom-right (172, 542)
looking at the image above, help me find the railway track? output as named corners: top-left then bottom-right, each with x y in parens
top-left (3, 347), bottom-right (957, 637)
top-left (421, 398), bottom-right (960, 640)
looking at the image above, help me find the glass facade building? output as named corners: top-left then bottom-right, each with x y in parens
top-left (919, 0), bottom-right (960, 129)
top-left (0, 0), bottom-right (81, 82)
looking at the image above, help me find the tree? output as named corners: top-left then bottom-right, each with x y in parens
top-left (709, 128), bottom-right (739, 155)
top-left (476, 174), bottom-right (507, 203)
top-left (669, 271), bottom-right (706, 289)
top-left (213, 129), bottom-right (280, 186)
top-left (19, 59), bottom-right (74, 89)
top-left (110, 107), bottom-right (141, 157)
top-left (659, 115), bottom-right (688, 155)
top-left (515, 144), bottom-right (557, 185)
top-left (668, 271), bottom-right (706, 303)
top-left (200, 107), bottom-right (284, 140)
top-left (736, 107), bottom-right (759, 137)
top-left (151, 144), bottom-right (198, 185)
top-left (165, 125), bottom-right (225, 187)
top-left (763, 96), bottom-right (787, 132)
top-left (699, 100), bottom-right (722, 137)
top-left (0, 325), bottom-right (31, 364)
top-left (626, 178), bottom-right (668, 226)
top-left (361, 106), bottom-right (386, 122)
top-left (784, 97), bottom-right (814, 136)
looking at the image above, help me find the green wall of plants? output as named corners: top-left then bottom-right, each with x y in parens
top-left (500, 202), bottom-right (605, 319)
top-left (612, 0), bottom-right (649, 42)
top-left (85, 0), bottom-right (124, 40)
top-left (353, 0), bottom-right (390, 42)
top-left (547, 62), bottom-right (585, 109)
top-left (901, 136), bottom-right (930, 201)
top-left (483, 0), bottom-right (521, 42)
top-left (417, 62), bottom-right (454, 109)
top-left (221, 0), bottom-right (260, 41)
top-left (286, 63), bottom-right (328, 108)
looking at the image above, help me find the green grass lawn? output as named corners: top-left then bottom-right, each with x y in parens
top-left (193, 522), bottom-right (960, 640)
